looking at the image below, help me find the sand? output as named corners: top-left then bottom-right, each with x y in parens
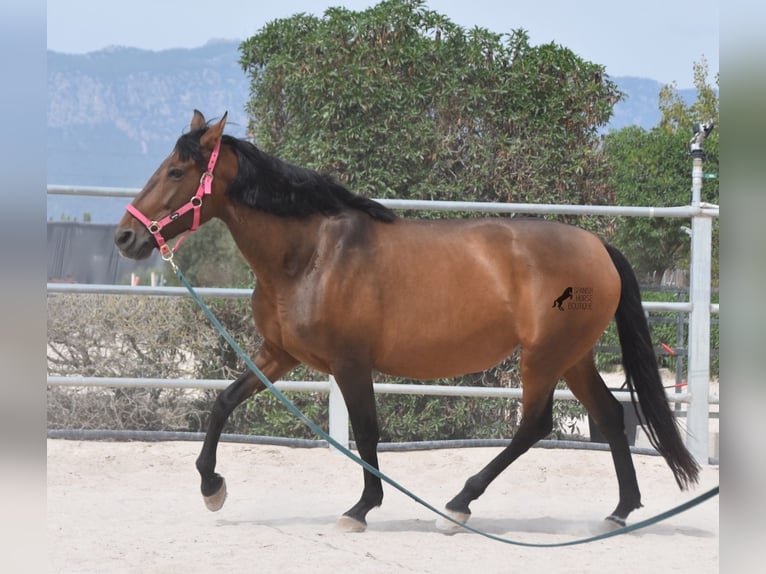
top-left (47, 438), bottom-right (719, 573)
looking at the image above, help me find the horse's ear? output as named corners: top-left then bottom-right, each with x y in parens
top-left (191, 109), bottom-right (206, 131)
top-left (200, 111), bottom-right (227, 150)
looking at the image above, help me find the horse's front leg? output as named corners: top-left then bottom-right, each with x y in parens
top-left (195, 345), bottom-right (297, 511)
top-left (332, 362), bottom-right (382, 532)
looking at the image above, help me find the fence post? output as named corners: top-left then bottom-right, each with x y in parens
top-left (686, 121), bottom-right (715, 464)
top-left (328, 376), bottom-right (349, 452)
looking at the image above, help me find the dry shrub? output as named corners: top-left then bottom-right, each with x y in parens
top-left (47, 293), bottom-right (255, 432)
top-left (47, 293), bottom-right (256, 379)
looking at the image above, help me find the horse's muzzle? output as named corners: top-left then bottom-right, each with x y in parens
top-left (114, 225), bottom-right (154, 260)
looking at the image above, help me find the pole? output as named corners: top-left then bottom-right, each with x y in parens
top-left (686, 121), bottom-right (715, 464)
top-left (328, 375), bottom-right (349, 452)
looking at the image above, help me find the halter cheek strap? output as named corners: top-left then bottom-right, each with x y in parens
top-left (126, 139), bottom-right (221, 260)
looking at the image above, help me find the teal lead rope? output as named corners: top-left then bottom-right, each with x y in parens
top-left (173, 262), bottom-right (719, 547)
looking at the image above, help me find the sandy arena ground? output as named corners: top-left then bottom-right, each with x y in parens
top-left (47, 438), bottom-right (719, 573)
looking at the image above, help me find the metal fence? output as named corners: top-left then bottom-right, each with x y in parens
top-left (47, 185), bottom-right (719, 462)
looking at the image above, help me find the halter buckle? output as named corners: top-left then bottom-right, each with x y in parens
top-left (160, 244), bottom-right (174, 260)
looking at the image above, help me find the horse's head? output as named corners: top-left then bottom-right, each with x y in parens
top-left (115, 110), bottom-right (228, 260)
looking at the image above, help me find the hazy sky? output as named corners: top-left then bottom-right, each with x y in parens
top-left (47, 0), bottom-right (719, 88)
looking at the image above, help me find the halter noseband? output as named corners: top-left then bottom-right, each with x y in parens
top-left (126, 138), bottom-right (221, 261)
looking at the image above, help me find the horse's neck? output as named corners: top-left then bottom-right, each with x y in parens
top-left (219, 202), bottom-right (321, 282)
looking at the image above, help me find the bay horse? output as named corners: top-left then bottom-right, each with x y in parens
top-left (115, 110), bottom-right (699, 532)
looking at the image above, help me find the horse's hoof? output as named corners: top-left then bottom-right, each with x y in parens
top-left (336, 515), bottom-right (367, 533)
top-left (435, 509), bottom-right (470, 533)
top-left (605, 514), bottom-right (626, 528)
top-left (203, 477), bottom-right (227, 512)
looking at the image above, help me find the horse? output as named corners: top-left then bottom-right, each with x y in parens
top-left (115, 109), bottom-right (699, 532)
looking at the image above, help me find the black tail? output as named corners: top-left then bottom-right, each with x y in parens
top-left (605, 243), bottom-right (700, 489)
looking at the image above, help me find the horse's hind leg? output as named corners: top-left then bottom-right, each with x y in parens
top-left (195, 344), bottom-right (297, 511)
top-left (332, 361), bottom-right (382, 532)
top-left (441, 361), bottom-right (558, 529)
top-left (563, 353), bottom-right (642, 525)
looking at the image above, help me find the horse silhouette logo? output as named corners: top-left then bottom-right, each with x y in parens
top-left (552, 287), bottom-right (573, 311)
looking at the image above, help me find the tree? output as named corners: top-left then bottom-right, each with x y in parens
top-left (602, 126), bottom-right (693, 277)
top-left (658, 57), bottom-right (719, 136)
top-left (236, 0), bottom-right (624, 432)
top-left (239, 0), bottom-right (620, 219)
top-left (603, 58), bottom-right (718, 281)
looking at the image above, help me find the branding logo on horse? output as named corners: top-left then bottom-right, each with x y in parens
top-left (552, 287), bottom-right (573, 310)
top-left (552, 286), bottom-right (593, 311)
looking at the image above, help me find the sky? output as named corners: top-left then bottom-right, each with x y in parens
top-left (46, 0), bottom-right (719, 88)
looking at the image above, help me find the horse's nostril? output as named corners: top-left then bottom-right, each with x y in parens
top-left (115, 228), bottom-right (135, 249)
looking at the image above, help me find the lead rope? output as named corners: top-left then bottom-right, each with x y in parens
top-left (169, 258), bottom-right (718, 547)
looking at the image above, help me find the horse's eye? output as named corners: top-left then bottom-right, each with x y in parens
top-left (168, 168), bottom-right (184, 179)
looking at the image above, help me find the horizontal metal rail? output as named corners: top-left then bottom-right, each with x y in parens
top-left (47, 375), bottom-right (327, 392)
top-left (46, 375), bottom-right (718, 405)
top-left (47, 283), bottom-right (253, 299)
top-left (47, 185), bottom-right (720, 219)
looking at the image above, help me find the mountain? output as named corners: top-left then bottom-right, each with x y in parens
top-left (47, 40), bottom-right (250, 223)
top-left (608, 76), bottom-right (696, 132)
top-left (47, 41), bottom-right (698, 223)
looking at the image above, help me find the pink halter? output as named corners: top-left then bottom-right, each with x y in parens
top-left (126, 139), bottom-right (221, 260)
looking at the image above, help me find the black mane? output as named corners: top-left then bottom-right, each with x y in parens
top-left (176, 129), bottom-right (396, 222)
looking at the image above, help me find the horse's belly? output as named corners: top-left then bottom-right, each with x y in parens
top-left (376, 343), bottom-right (516, 380)
top-left (374, 311), bottom-right (518, 379)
